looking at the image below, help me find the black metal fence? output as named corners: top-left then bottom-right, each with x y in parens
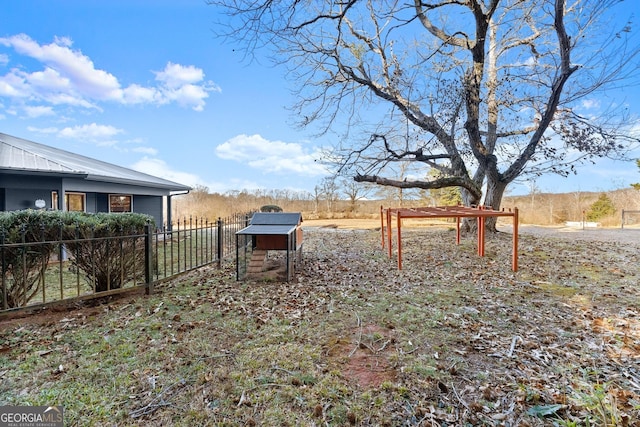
top-left (0, 212), bottom-right (250, 314)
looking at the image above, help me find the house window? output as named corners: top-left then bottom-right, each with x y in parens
top-left (52, 192), bottom-right (86, 212)
top-left (109, 194), bottom-right (132, 213)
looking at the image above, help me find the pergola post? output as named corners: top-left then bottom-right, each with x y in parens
top-left (397, 210), bottom-right (402, 270)
top-left (512, 208), bottom-right (519, 272)
top-left (387, 208), bottom-right (393, 258)
top-left (380, 205), bottom-right (385, 248)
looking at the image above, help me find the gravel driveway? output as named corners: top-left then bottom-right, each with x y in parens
top-left (500, 223), bottom-right (640, 245)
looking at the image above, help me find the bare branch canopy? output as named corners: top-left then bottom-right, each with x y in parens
top-left (210, 0), bottom-right (640, 226)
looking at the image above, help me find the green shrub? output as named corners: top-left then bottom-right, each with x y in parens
top-left (585, 194), bottom-right (616, 222)
top-left (0, 211), bottom-right (154, 308)
top-left (0, 210), bottom-right (62, 307)
top-left (60, 212), bottom-right (153, 293)
top-left (260, 205), bottom-right (283, 212)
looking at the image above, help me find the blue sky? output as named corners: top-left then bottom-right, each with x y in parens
top-left (1, 1), bottom-right (639, 197)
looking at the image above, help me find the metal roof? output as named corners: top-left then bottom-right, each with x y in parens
top-left (237, 212), bottom-right (303, 236)
top-left (249, 212), bottom-right (302, 226)
top-left (236, 224), bottom-right (298, 235)
top-left (0, 132), bottom-right (191, 192)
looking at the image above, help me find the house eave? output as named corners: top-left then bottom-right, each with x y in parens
top-left (0, 167), bottom-right (88, 179)
top-left (84, 174), bottom-right (192, 192)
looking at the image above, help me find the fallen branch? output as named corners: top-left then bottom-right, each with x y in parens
top-left (349, 312), bottom-right (363, 358)
top-left (237, 383), bottom-right (288, 407)
top-left (508, 336), bottom-right (523, 358)
top-left (271, 366), bottom-right (297, 376)
top-left (130, 378), bottom-right (187, 419)
top-left (377, 339), bottom-right (391, 352)
top-left (452, 384), bottom-right (471, 412)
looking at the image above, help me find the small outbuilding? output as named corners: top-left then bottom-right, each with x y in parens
top-left (236, 212), bottom-right (303, 282)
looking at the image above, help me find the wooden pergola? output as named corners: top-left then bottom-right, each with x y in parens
top-left (381, 205), bottom-right (520, 271)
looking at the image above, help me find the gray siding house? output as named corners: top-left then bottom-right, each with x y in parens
top-left (0, 132), bottom-right (191, 227)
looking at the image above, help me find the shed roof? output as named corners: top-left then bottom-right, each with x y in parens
top-left (236, 224), bottom-right (298, 236)
top-left (249, 212), bottom-right (302, 226)
top-left (0, 132), bottom-right (191, 192)
top-left (237, 212), bottom-right (303, 236)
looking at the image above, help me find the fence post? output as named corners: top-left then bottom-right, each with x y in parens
top-left (40, 222), bottom-right (46, 304)
top-left (144, 223), bottom-right (154, 295)
top-left (1, 230), bottom-right (6, 311)
top-left (217, 217), bottom-right (223, 269)
top-left (20, 224), bottom-right (27, 307)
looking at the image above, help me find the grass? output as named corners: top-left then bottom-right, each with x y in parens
top-left (1, 226), bottom-right (639, 426)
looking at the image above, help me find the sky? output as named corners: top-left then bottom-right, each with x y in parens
top-left (1, 1), bottom-right (639, 198)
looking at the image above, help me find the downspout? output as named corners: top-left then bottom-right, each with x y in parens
top-left (167, 190), bottom-right (189, 231)
top-left (58, 181), bottom-right (66, 211)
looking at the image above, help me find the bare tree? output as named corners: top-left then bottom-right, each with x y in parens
top-left (211, 0), bottom-right (640, 230)
top-left (320, 176), bottom-right (340, 214)
top-left (341, 178), bottom-right (372, 213)
top-left (312, 185), bottom-right (322, 214)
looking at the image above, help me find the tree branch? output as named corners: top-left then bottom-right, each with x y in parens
top-left (355, 174), bottom-right (482, 200)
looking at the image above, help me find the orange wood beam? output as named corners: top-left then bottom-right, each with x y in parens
top-left (380, 205), bottom-right (385, 249)
top-left (512, 208), bottom-right (519, 271)
top-left (387, 208), bottom-right (393, 258)
top-left (397, 211), bottom-right (403, 270)
top-left (381, 205), bottom-right (519, 272)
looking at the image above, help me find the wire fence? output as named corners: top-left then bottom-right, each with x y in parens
top-left (621, 210), bottom-right (640, 229)
top-left (0, 212), bottom-right (251, 314)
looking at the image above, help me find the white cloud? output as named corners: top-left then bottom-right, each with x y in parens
top-left (130, 157), bottom-right (198, 187)
top-left (0, 54), bottom-right (8, 66)
top-left (206, 178), bottom-right (263, 194)
top-left (58, 123), bottom-right (123, 140)
top-left (27, 67), bottom-right (72, 92)
top-left (27, 126), bottom-right (59, 134)
top-left (0, 34), bottom-right (218, 112)
top-left (28, 124), bottom-right (160, 153)
top-left (131, 158), bottom-right (261, 194)
top-left (154, 62), bottom-right (220, 111)
top-left (132, 146), bottom-right (159, 156)
top-left (0, 34), bottom-right (119, 102)
top-left (155, 62), bottom-right (203, 89)
top-left (24, 105), bottom-right (54, 118)
top-left (581, 99), bottom-right (600, 110)
top-left (215, 134), bottom-right (328, 176)
top-left (121, 84), bottom-right (160, 105)
top-left (0, 69), bottom-right (31, 97)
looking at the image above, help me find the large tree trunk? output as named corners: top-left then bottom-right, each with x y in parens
top-left (483, 177), bottom-right (508, 232)
top-left (460, 187), bottom-right (481, 233)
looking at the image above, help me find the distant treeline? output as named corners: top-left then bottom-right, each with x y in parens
top-left (173, 185), bottom-right (640, 226)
